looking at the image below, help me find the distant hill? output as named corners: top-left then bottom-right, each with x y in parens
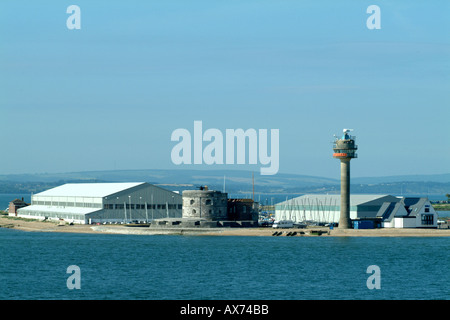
top-left (0, 169), bottom-right (339, 194)
top-left (0, 169), bottom-right (448, 197)
top-left (352, 173), bottom-right (450, 184)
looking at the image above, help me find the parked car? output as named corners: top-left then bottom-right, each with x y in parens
top-left (272, 220), bottom-right (294, 229)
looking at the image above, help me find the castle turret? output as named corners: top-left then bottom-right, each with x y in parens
top-left (182, 186), bottom-right (228, 221)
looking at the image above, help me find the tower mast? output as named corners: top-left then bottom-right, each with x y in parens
top-left (333, 129), bottom-right (358, 229)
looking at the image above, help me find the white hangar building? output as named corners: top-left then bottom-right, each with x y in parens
top-left (16, 182), bottom-right (182, 224)
top-left (275, 194), bottom-right (399, 225)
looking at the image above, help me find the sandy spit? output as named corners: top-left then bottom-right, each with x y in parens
top-left (1, 216), bottom-right (450, 237)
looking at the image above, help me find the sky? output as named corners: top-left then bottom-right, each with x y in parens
top-left (1, 0), bottom-right (449, 179)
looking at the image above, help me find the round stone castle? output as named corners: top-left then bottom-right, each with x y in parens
top-left (182, 186), bottom-right (228, 221)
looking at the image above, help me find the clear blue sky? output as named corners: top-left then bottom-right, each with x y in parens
top-left (1, 0), bottom-right (449, 179)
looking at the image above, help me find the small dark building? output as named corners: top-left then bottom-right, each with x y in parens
top-left (8, 198), bottom-right (29, 216)
top-left (227, 199), bottom-right (258, 222)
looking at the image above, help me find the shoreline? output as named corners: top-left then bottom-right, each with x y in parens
top-left (1, 216), bottom-right (450, 237)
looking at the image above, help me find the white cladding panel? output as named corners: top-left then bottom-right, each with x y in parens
top-left (21, 182), bottom-right (182, 224)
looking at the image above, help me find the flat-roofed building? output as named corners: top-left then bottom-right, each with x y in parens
top-left (17, 182), bottom-right (182, 224)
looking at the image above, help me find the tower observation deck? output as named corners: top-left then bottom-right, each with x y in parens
top-left (333, 129), bottom-right (358, 229)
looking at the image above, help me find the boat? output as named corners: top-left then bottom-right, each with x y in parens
top-left (124, 222), bottom-right (151, 227)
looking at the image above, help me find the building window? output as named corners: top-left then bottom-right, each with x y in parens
top-left (192, 209), bottom-right (196, 214)
top-left (421, 214), bottom-right (434, 225)
top-left (205, 199), bottom-right (212, 205)
top-left (190, 199), bottom-right (195, 205)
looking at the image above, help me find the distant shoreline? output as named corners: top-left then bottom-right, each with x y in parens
top-left (1, 216), bottom-right (449, 237)
top-left (433, 203), bottom-right (450, 211)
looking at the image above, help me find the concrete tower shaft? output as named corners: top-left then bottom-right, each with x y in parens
top-left (333, 129), bottom-right (358, 229)
top-left (339, 159), bottom-right (351, 228)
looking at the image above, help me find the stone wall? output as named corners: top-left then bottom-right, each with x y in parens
top-left (182, 189), bottom-right (228, 221)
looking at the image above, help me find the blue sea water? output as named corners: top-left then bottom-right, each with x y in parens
top-left (0, 194), bottom-right (31, 211)
top-left (0, 228), bottom-right (448, 300)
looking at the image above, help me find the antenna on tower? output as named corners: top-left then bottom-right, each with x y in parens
top-left (342, 128), bottom-right (354, 139)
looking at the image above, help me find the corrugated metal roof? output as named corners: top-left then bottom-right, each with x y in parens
top-left (34, 182), bottom-right (145, 198)
top-left (376, 197), bottom-right (430, 221)
top-left (18, 205), bottom-right (101, 215)
top-left (276, 194), bottom-right (395, 207)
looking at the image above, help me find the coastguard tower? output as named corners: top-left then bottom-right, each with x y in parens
top-left (333, 129), bottom-right (358, 229)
